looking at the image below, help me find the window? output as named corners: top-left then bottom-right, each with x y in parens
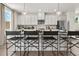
top-left (4, 7), bottom-right (12, 30)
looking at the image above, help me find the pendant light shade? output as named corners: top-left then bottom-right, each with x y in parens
top-left (57, 11), bottom-right (61, 15)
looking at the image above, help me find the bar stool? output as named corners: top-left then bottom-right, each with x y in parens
top-left (6, 31), bottom-right (23, 56)
top-left (67, 31), bottom-right (79, 56)
top-left (23, 31), bottom-right (39, 56)
top-left (42, 31), bottom-right (58, 56)
top-left (58, 32), bottom-right (68, 56)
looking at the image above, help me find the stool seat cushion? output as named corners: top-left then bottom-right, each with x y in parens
top-left (7, 37), bottom-right (23, 40)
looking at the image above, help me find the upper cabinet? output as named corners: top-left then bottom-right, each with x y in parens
top-left (45, 15), bottom-right (57, 25)
top-left (18, 14), bottom-right (37, 25)
top-left (17, 12), bottom-right (59, 25)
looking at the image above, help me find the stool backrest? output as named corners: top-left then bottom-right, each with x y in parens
top-left (6, 31), bottom-right (21, 35)
top-left (68, 31), bottom-right (79, 35)
top-left (24, 31), bottom-right (39, 35)
top-left (43, 31), bottom-right (58, 35)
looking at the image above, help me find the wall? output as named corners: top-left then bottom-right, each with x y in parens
top-left (0, 4), bottom-right (5, 45)
top-left (0, 4), bottom-right (1, 39)
top-left (67, 11), bottom-right (79, 31)
top-left (12, 11), bottom-right (18, 30)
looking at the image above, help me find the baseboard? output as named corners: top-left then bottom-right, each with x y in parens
top-left (16, 51), bottom-right (66, 56)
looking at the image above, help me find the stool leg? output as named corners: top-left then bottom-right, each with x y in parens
top-left (66, 38), bottom-right (69, 56)
top-left (27, 40), bottom-right (29, 56)
top-left (23, 40), bottom-right (26, 56)
top-left (52, 40), bottom-right (53, 54)
top-left (20, 39), bottom-right (21, 56)
top-left (57, 35), bottom-right (59, 56)
top-left (15, 40), bottom-right (16, 56)
top-left (6, 39), bottom-right (8, 56)
top-left (70, 39), bottom-right (71, 55)
top-left (38, 39), bottom-right (40, 56)
top-left (42, 40), bottom-right (44, 56)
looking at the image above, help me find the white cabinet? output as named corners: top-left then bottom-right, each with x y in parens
top-left (18, 15), bottom-right (25, 25)
top-left (18, 14), bottom-right (37, 25)
top-left (45, 15), bottom-right (57, 25)
top-left (29, 15), bottom-right (37, 25)
top-left (18, 14), bottom-right (58, 25)
top-left (25, 15), bottom-right (31, 25)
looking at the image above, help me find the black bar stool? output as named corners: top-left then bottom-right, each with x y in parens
top-left (23, 31), bottom-right (39, 56)
top-left (58, 32), bottom-right (68, 56)
top-left (6, 31), bottom-right (23, 56)
top-left (42, 31), bottom-right (58, 56)
top-left (67, 31), bottom-right (79, 56)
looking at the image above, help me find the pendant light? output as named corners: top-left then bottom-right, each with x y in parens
top-left (22, 3), bottom-right (26, 15)
top-left (56, 3), bottom-right (61, 15)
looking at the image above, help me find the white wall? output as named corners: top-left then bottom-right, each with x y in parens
top-left (12, 11), bottom-right (18, 30)
top-left (67, 11), bottom-right (79, 31)
top-left (0, 4), bottom-right (5, 45)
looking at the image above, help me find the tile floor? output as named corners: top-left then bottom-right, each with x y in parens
top-left (0, 45), bottom-right (65, 56)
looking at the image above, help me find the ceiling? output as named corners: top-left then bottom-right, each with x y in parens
top-left (4, 3), bottom-right (79, 13)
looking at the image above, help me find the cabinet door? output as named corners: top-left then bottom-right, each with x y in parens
top-left (17, 15), bottom-right (25, 25)
top-left (29, 15), bottom-right (37, 25)
top-left (25, 15), bottom-right (30, 25)
top-left (22, 14), bottom-right (37, 25)
top-left (45, 15), bottom-right (57, 25)
top-left (18, 14), bottom-right (37, 25)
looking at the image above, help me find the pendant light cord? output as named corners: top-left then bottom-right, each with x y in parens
top-left (24, 3), bottom-right (25, 11)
